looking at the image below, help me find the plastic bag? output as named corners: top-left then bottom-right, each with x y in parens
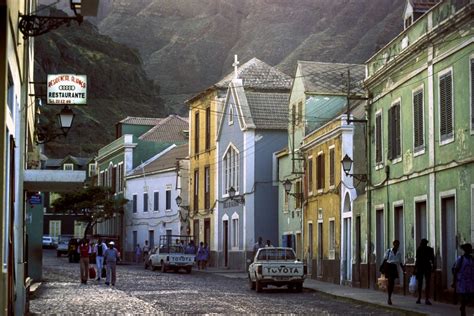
top-left (409, 275), bottom-right (417, 293)
top-left (377, 275), bottom-right (388, 290)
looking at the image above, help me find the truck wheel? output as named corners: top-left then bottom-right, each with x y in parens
top-left (249, 276), bottom-right (256, 290)
top-left (161, 262), bottom-right (166, 273)
top-left (256, 280), bottom-right (263, 293)
top-left (287, 284), bottom-right (294, 291)
top-left (57, 252), bottom-right (61, 257)
top-left (295, 283), bottom-right (303, 293)
top-left (185, 267), bottom-right (192, 274)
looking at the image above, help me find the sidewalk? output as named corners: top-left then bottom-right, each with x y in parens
top-left (197, 268), bottom-right (472, 315)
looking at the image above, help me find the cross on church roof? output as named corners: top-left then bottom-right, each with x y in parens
top-left (232, 54), bottom-right (239, 79)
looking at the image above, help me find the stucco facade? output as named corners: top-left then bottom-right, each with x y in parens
top-left (187, 89), bottom-right (225, 266)
top-left (365, 0), bottom-right (473, 298)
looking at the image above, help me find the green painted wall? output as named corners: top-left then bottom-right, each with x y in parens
top-left (26, 200), bottom-right (44, 281)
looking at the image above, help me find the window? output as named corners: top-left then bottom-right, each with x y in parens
top-left (49, 220), bottom-right (61, 237)
top-left (329, 148), bottom-right (335, 187)
top-left (194, 111), bottom-right (200, 154)
top-left (166, 190), bottom-right (171, 210)
top-left (153, 191), bottom-right (159, 211)
top-left (132, 231), bottom-right (137, 250)
top-left (223, 145), bottom-right (239, 194)
top-left (194, 169), bottom-right (199, 211)
top-left (117, 163), bottom-right (124, 192)
top-left (388, 102), bottom-right (401, 160)
top-left (295, 181), bottom-right (302, 209)
top-left (439, 70), bottom-right (453, 142)
top-left (307, 157), bottom-right (313, 193)
top-left (284, 188), bottom-right (289, 212)
top-left (375, 112), bottom-right (383, 164)
top-left (329, 219), bottom-right (335, 259)
top-left (112, 165), bottom-right (117, 194)
top-left (88, 164), bottom-right (96, 177)
top-left (132, 194), bottom-right (137, 213)
top-left (413, 89), bottom-right (424, 152)
top-left (471, 59), bottom-right (474, 130)
top-left (143, 193), bottom-right (148, 212)
top-left (205, 107), bottom-right (211, 150)
top-left (229, 106), bottom-right (234, 125)
top-left (63, 163), bottom-right (74, 171)
top-left (204, 166), bottom-right (210, 209)
top-left (317, 153), bottom-right (325, 191)
top-left (7, 70), bottom-right (13, 113)
top-left (232, 218), bottom-right (239, 248)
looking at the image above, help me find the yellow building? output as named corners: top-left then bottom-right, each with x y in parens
top-left (301, 117), bottom-right (344, 284)
top-left (186, 87), bottom-right (225, 266)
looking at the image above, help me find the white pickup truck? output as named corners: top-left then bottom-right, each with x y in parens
top-left (146, 238), bottom-right (195, 273)
top-left (248, 247), bottom-right (306, 293)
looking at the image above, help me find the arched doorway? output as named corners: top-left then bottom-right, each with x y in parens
top-left (342, 193), bottom-right (352, 282)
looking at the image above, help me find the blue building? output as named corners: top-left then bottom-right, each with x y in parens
top-left (215, 58), bottom-right (292, 269)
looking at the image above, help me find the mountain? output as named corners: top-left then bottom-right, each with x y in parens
top-left (98, 0), bottom-right (405, 110)
top-left (34, 8), bottom-right (165, 157)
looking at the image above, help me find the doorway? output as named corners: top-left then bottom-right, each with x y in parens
top-left (204, 219), bottom-right (211, 247)
top-left (441, 196), bottom-right (456, 288)
top-left (148, 230), bottom-right (154, 249)
top-left (376, 209), bottom-right (385, 275)
top-left (317, 222), bottom-right (323, 277)
top-left (343, 217), bottom-right (352, 281)
top-left (223, 220), bottom-right (229, 267)
top-left (355, 216), bottom-right (361, 283)
top-left (415, 201), bottom-right (427, 248)
top-left (193, 219), bottom-right (200, 245)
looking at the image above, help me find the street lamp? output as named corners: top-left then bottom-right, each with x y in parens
top-left (283, 179), bottom-right (293, 194)
top-left (228, 186), bottom-right (244, 204)
top-left (341, 154), bottom-right (367, 182)
top-left (36, 106), bottom-right (75, 144)
top-left (19, 0), bottom-right (99, 38)
top-left (175, 195), bottom-right (189, 211)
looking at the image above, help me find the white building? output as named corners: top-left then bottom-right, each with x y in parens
top-left (124, 144), bottom-right (189, 260)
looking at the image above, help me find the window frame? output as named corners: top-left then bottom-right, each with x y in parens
top-left (412, 85), bottom-right (425, 156)
top-left (329, 218), bottom-right (336, 260)
top-left (194, 169), bottom-right (199, 211)
top-left (222, 144), bottom-right (240, 196)
top-left (375, 110), bottom-right (383, 169)
top-left (438, 67), bottom-right (454, 145)
top-left (307, 155), bottom-right (313, 196)
top-left (204, 165), bottom-right (210, 209)
top-left (329, 146), bottom-right (335, 188)
top-left (316, 151), bottom-right (325, 192)
top-left (228, 105), bottom-right (234, 125)
top-left (388, 99), bottom-right (402, 163)
top-left (194, 111), bottom-right (200, 154)
top-left (205, 107), bottom-right (211, 150)
top-left (132, 194), bottom-right (137, 213)
top-left (165, 189), bottom-right (172, 211)
top-left (63, 163), bottom-right (74, 171)
top-left (231, 213), bottom-right (239, 250)
top-left (143, 192), bottom-right (148, 212)
top-left (153, 191), bottom-right (159, 211)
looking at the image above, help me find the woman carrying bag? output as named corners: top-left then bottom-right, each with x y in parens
top-left (382, 240), bottom-right (405, 305)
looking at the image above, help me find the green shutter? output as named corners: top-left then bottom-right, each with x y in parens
top-left (413, 90), bottom-right (424, 149)
top-left (375, 114), bottom-right (382, 163)
top-left (440, 72), bottom-right (453, 140)
top-left (471, 60), bottom-right (474, 128)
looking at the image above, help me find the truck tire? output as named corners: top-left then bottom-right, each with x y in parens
top-left (249, 275), bottom-right (256, 290)
top-left (287, 284), bottom-right (294, 291)
top-left (256, 279), bottom-right (263, 293)
top-left (161, 262), bottom-right (166, 273)
top-left (57, 251), bottom-right (61, 257)
top-left (185, 267), bottom-right (192, 274)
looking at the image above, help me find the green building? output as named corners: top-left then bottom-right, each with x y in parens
top-left (365, 0), bottom-right (473, 298)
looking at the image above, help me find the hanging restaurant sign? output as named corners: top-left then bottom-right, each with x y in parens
top-left (47, 74), bottom-right (87, 105)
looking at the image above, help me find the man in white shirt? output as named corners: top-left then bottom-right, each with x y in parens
top-left (94, 239), bottom-right (107, 281)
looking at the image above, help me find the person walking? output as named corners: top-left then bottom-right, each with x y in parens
top-left (196, 242), bottom-right (206, 270)
top-left (94, 239), bottom-right (107, 281)
top-left (414, 238), bottom-right (434, 305)
top-left (265, 240), bottom-right (273, 247)
top-left (135, 244), bottom-right (142, 264)
top-left (384, 240), bottom-right (405, 305)
top-left (104, 241), bottom-right (120, 286)
top-left (78, 239), bottom-right (91, 284)
top-left (453, 243), bottom-right (474, 316)
top-left (253, 237), bottom-right (264, 259)
top-left (203, 243), bottom-right (210, 269)
top-left (142, 240), bottom-right (150, 261)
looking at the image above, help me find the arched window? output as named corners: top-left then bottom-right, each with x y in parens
top-left (223, 144), bottom-right (239, 195)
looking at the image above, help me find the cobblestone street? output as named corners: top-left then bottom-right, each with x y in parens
top-left (28, 250), bottom-right (405, 315)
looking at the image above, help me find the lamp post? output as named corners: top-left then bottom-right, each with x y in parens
top-left (340, 154), bottom-right (367, 182)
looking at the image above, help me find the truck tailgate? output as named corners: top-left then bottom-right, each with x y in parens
top-left (262, 263), bottom-right (304, 277)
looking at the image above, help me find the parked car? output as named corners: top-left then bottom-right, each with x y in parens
top-left (248, 247), bottom-right (306, 293)
top-left (42, 235), bottom-right (57, 249)
top-left (146, 235), bottom-right (195, 273)
top-left (56, 235), bottom-right (73, 257)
